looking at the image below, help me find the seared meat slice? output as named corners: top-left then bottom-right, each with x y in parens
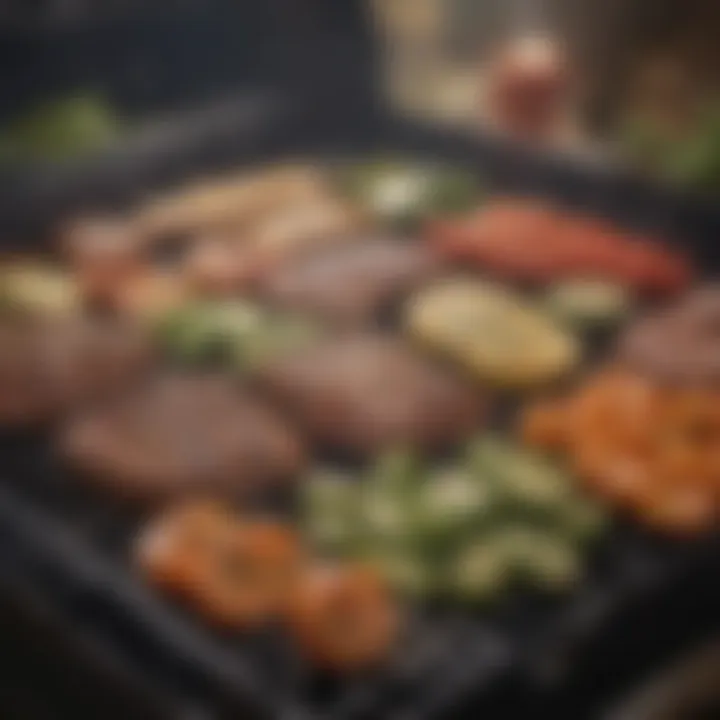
top-left (0, 314), bottom-right (153, 426)
top-left (256, 335), bottom-right (484, 457)
top-left (259, 238), bottom-right (443, 326)
top-left (60, 374), bottom-right (305, 504)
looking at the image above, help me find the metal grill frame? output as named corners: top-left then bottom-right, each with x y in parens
top-left (0, 97), bottom-right (719, 719)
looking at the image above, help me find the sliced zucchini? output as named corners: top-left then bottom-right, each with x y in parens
top-left (544, 280), bottom-right (632, 329)
top-left (302, 468), bottom-right (359, 552)
top-left (358, 486), bottom-right (417, 542)
top-left (466, 435), bottom-right (511, 476)
top-left (157, 301), bottom-right (264, 364)
top-left (358, 450), bottom-right (426, 541)
top-left (367, 167), bottom-right (432, 225)
top-left (496, 527), bottom-right (581, 591)
top-left (415, 467), bottom-right (494, 540)
top-left (468, 437), bottom-right (571, 513)
top-left (158, 301), bottom-right (318, 369)
top-left (499, 457), bottom-right (572, 513)
top-left (556, 497), bottom-right (607, 543)
top-left (196, 301), bottom-right (267, 361)
top-left (362, 546), bottom-right (438, 598)
top-left (300, 440), bottom-right (597, 604)
top-left (202, 301), bottom-right (266, 335)
top-left (343, 159), bottom-right (481, 230)
top-left (450, 536), bottom-right (512, 603)
top-left (366, 448), bottom-right (425, 494)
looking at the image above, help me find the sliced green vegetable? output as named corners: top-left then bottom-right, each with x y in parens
top-left (299, 437), bottom-right (603, 604)
top-left (302, 468), bottom-right (359, 552)
top-left (362, 545), bottom-right (438, 598)
top-left (467, 436), bottom-right (571, 514)
top-left (359, 484), bottom-right (418, 543)
top-left (366, 448), bottom-right (425, 494)
top-left (157, 301), bottom-right (261, 364)
top-left (358, 449), bottom-right (426, 541)
top-left (343, 158), bottom-right (482, 230)
top-left (556, 497), bottom-right (607, 544)
top-left (415, 466), bottom-right (494, 542)
top-left (157, 301), bottom-right (319, 368)
top-left (450, 536), bottom-right (512, 603)
top-left (495, 527), bottom-right (580, 591)
top-left (466, 435), bottom-right (510, 477)
top-left (544, 280), bottom-right (632, 330)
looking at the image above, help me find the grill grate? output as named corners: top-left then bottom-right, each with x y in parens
top-left (0, 112), bottom-right (719, 718)
top-left (0, 433), bottom-right (515, 718)
top-left (0, 395), bottom-right (718, 719)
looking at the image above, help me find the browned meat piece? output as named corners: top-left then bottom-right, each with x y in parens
top-left (0, 314), bottom-right (153, 426)
top-left (259, 238), bottom-right (443, 326)
top-left (617, 285), bottom-right (720, 385)
top-left (256, 335), bottom-right (484, 456)
top-left (60, 374), bottom-right (305, 504)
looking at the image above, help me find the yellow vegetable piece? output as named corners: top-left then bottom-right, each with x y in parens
top-left (407, 280), bottom-right (579, 388)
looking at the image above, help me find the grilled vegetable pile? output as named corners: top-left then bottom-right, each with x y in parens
top-left (156, 300), bottom-right (321, 369)
top-left (303, 444), bottom-right (605, 603)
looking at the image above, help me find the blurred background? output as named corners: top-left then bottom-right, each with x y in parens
top-left (1, 0), bottom-right (719, 189)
